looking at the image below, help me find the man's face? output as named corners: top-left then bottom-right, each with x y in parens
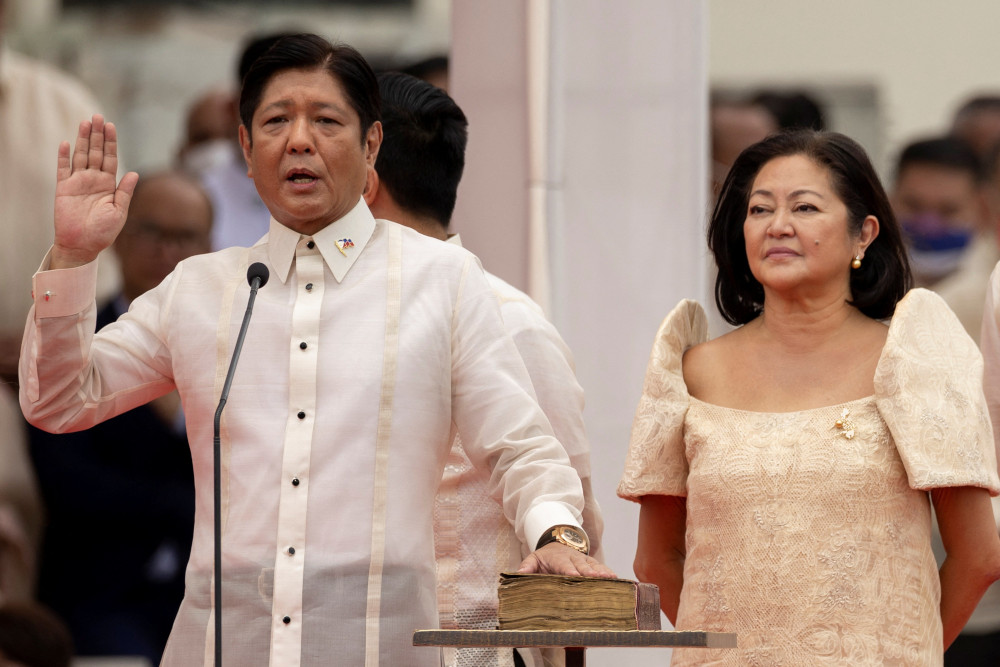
top-left (893, 163), bottom-right (982, 227)
top-left (239, 67), bottom-right (382, 236)
top-left (892, 162), bottom-right (984, 284)
top-left (115, 176), bottom-right (213, 301)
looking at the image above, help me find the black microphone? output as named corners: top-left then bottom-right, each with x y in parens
top-left (247, 261), bottom-right (270, 290)
top-left (212, 262), bottom-right (269, 666)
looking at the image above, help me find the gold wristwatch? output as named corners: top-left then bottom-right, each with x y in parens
top-left (535, 525), bottom-right (589, 554)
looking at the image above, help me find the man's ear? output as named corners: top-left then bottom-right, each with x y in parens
top-left (363, 167), bottom-right (379, 208)
top-left (238, 125), bottom-right (253, 179)
top-left (365, 121), bottom-right (383, 167)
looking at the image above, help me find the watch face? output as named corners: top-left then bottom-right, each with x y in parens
top-left (558, 527), bottom-right (587, 550)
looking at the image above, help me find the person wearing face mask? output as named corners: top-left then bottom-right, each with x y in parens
top-left (176, 89), bottom-right (239, 180)
top-left (891, 136), bottom-right (996, 344)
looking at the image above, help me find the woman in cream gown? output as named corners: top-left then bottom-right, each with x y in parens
top-left (619, 131), bottom-right (1000, 666)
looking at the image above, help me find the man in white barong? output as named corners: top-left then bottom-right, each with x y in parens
top-left (19, 34), bottom-right (612, 666)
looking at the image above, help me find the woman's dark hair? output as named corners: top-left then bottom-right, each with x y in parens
top-left (239, 33), bottom-right (380, 146)
top-left (709, 130), bottom-right (911, 325)
top-left (0, 602), bottom-right (74, 667)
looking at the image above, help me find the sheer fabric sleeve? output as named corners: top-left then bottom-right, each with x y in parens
top-left (875, 288), bottom-right (1000, 495)
top-left (618, 299), bottom-right (708, 502)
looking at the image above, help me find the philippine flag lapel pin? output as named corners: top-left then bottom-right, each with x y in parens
top-left (336, 238), bottom-right (355, 256)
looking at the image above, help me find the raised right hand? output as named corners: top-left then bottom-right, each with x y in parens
top-left (51, 115), bottom-right (139, 269)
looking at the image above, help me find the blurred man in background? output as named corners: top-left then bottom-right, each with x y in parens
top-left (176, 88), bottom-right (239, 180)
top-left (951, 95), bottom-right (1000, 162)
top-left (891, 136), bottom-right (996, 343)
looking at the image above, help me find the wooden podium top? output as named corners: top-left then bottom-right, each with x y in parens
top-left (413, 629), bottom-right (738, 649)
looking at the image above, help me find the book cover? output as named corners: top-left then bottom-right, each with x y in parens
top-left (497, 572), bottom-right (661, 631)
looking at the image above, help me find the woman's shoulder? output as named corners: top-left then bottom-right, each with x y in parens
top-left (682, 324), bottom-right (746, 399)
top-left (875, 289), bottom-right (999, 495)
top-left (646, 299), bottom-right (711, 367)
top-left (881, 288), bottom-right (977, 364)
top-left (654, 299), bottom-right (710, 342)
top-left (875, 287), bottom-right (983, 406)
top-left (635, 299), bottom-right (711, 401)
top-left (621, 300), bottom-right (709, 501)
top-left (889, 287), bottom-right (957, 322)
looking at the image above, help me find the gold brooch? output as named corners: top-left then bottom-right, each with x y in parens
top-left (834, 407), bottom-right (855, 440)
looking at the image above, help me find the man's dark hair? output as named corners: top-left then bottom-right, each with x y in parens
top-left (953, 95), bottom-right (1000, 124)
top-left (710, 130), bottom-right (911, 325)
top-left (237, 30), bottom-right (303, 85)
top-left (375, 71), bottom-right (468, 227)
top-left (399, 55), bottom-right (449, 84)
top-left (750, 90), bottom-right (826, 131)
top-left (239, 33), bottom-right (380, 146)
top-left (894, 136), bottom-right (985, 184)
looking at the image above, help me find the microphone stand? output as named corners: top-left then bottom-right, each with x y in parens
top-left (212, 263), bottom-right (269, 666)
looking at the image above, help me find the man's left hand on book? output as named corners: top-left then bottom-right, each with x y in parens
top-left (517, 543), bottom-right (616, 578)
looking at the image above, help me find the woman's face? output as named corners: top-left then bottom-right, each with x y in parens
top-left (743, 153), bottom-right (876, 299)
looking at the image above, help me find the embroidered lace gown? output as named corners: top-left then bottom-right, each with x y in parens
top-left (618, 289), bottom-right (1000, 666)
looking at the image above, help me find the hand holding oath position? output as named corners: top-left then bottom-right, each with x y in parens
top-left (51, 115), bottom-right (139, 270)
top-left (517, 543), bottom-right (616, 579)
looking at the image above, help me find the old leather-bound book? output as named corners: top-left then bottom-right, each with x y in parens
top-left (497, 573), bottom-right (661, 631)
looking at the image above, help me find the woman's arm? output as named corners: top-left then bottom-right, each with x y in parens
top-left (634, 494), bottom-right (686, 625)
top-left (932, 485), bottom-right (1000, 649)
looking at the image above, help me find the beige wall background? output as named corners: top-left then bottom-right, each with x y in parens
top-left (709, 0), bottom-right (1000, 175)
top-left (453, 7), bottom-right (707, 665)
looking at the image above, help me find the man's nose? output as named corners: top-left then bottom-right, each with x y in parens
top-left (288, 118), bottom-right (314, 154)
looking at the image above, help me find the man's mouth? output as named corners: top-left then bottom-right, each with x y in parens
top-left (287, 170), bottom-right (318, 184)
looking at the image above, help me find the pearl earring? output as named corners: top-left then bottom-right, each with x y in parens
top-left (851, 255), bottom-right (862, 269)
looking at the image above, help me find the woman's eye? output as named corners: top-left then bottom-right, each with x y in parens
top-left (749, 205), bottom-right (768, 215)
top-left (795, 203), bottom-right (817, 212)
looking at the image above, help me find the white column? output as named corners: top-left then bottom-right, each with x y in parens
top-left (453, 3), bottom-right (707, 662)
